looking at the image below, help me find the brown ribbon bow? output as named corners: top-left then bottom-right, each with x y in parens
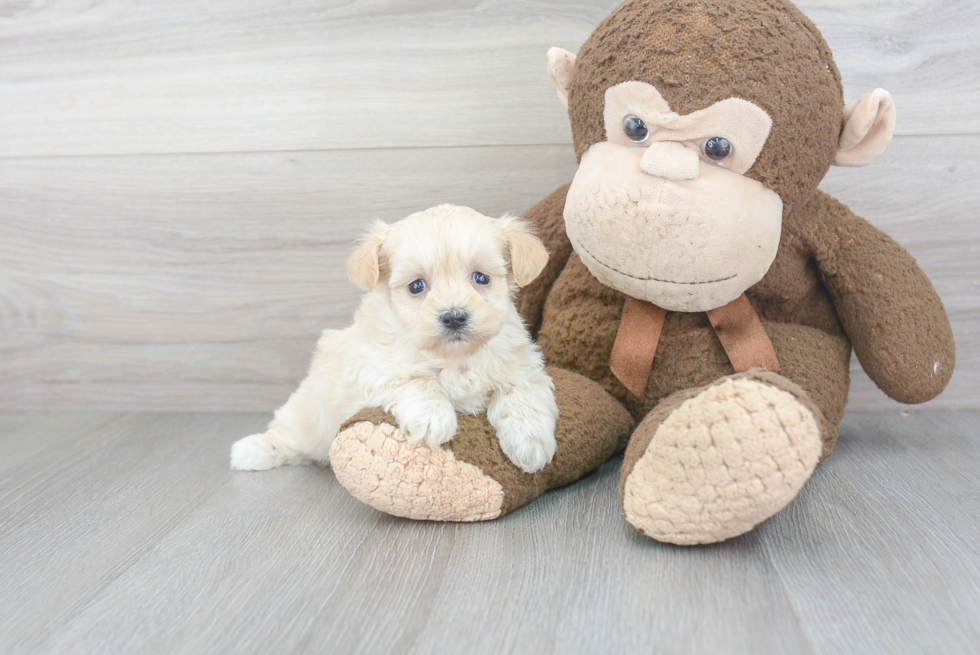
top-left (610, 294), bottom-right (780, 397)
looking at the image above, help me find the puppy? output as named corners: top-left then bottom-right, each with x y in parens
top-left (230, 204), bottom-right (559, 474)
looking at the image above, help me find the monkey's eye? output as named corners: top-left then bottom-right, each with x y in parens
top-left (472, 272), bottom-right (490, 286)
top-left (623, 115), bottom-right (649, 143)
top-left (408, 279), bottom-right (427, 295)
top-left (703, 137), bottom-right (733, 161)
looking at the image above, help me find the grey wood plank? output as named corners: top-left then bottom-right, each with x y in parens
top-left (759, 412), bottom-right (980, 654)
top-left (1, 135), bottom-right (974, 412)
top-left (31, 451), bottom-right (457, 654)
top-left (0, 412), bottom-right (121, 471)
top-left (31, 445), bottom-right (815, 655)
top-left (408, 469), bottom-right (817, 655)
top-left (0, 0), bottom-right (977, 157)
top-left (1, 411), bottom-right (977, 654)
top-left (0, 412), bottom-right (268, 654)
top-left (804, 0), bottom-right (980, 135)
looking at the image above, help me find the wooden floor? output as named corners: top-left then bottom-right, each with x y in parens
top-left (0, 412), bottom-right (977, 654)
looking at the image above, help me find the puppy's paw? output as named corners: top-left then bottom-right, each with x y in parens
top-left (396, 397), bottom-right (458, 449)
top-left (494, 418), bottom-right (557, 474)
top-left (230, 433), bottom-right (288, 471)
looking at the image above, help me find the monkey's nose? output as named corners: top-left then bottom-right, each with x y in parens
top-left (440, 308), bottom-right (469, 331)
top-left (640, 141), bottom-right (700, 181)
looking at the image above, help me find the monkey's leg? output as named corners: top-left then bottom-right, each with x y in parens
top-left (329, 368), bottom-right (633, 522)
top-left (619, 358), bottom-right (843, 546)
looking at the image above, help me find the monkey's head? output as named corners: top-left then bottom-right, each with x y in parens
top-left (548, 0), bottom-right (896, 312)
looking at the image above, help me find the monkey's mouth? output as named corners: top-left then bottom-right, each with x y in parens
top-left (579, 242), bottom-right (738, 286)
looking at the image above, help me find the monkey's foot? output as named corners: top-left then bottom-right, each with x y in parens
top-left (330, 368), bottom-right (633, 522)
top-left (330, 419), bottom-right (505, 521)
top-left (620, 370), bottom-right (824, 545)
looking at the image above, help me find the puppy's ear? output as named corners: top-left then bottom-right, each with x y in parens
top-left (499, 216), bottom-right (549, 287)
top-left (346, 221), bottom-right (388, 291)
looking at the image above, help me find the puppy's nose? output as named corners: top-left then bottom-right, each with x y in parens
top-left (440, 308), bottom-right (469, 331)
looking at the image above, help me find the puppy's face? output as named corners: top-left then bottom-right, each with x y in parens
top-left (347, 205), bottom-right (548, 359)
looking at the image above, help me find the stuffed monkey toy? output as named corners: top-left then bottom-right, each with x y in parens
top-left (329, 0), bottom-right (955, 544)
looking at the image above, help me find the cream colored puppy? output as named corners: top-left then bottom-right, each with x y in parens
top-left (230, 204), bottom-right (558, 474)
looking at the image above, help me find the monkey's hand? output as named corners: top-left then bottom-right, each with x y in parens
top-left (806, 192), bottom-right (955, 404)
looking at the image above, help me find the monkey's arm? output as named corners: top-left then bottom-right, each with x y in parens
top-left (515, 183), bottom-right (573, 336)
top-left (801, 191), bottom-right (955, 404)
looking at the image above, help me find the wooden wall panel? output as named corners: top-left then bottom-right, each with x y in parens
top-left (0, 146), bottom-right (579, 410)
top-left (0, 0), bottom-right (977, 157)
top-left (0, 0), bottom-right (976, 411)
top-left (0, 136), bottom-right (974, 410)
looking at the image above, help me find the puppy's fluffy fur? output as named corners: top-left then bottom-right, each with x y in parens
top-left (230, 204), bottom-right (559, 474)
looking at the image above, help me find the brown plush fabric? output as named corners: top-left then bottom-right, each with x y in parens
top-left (538, 250), bottom-right (850, 456)
top-left (794, 191), bottom-right (956, 403)
top-left (568, 0), bottom-right (843, 217)
top-left (340, 368), bottom-right (634, 516)
top-left (515, 184), bottom-right (573, 337)
top-left (332, 0), bottom-right (954, 538)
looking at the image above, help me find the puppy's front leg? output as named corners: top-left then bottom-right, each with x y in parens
top-left (387, 378), bottom-right (458, 450)
top-left (487, 374), bottom-right (559, 474)
top-left (231, 374), bottom-right (345, 471)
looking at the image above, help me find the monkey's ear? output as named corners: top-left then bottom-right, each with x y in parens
top-left (547, 47), bottom-right (577, 109)
top-left (834, 89), bottom-right (897, 167)
top-left (499, 216), bottom-right (549, 287)
top-left (346, 221), bottom-right (388, 291)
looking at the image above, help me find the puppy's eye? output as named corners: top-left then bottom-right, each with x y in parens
top-left (623, 115), bottom-right (649, 143)
top-left (472, 272), bottom-right (490, 286)
top-left (408, 279), bottom-right (427, 295)
top-left (703, 137), bottom-right (733, 161)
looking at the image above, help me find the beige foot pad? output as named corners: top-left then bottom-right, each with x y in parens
top-left (622, 377), bottom-right (822, 545)
top-left (330, 421), bottom-right (504, 522)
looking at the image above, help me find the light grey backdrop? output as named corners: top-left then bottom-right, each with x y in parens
top-left (1, 0), bottom-right (976, 411)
